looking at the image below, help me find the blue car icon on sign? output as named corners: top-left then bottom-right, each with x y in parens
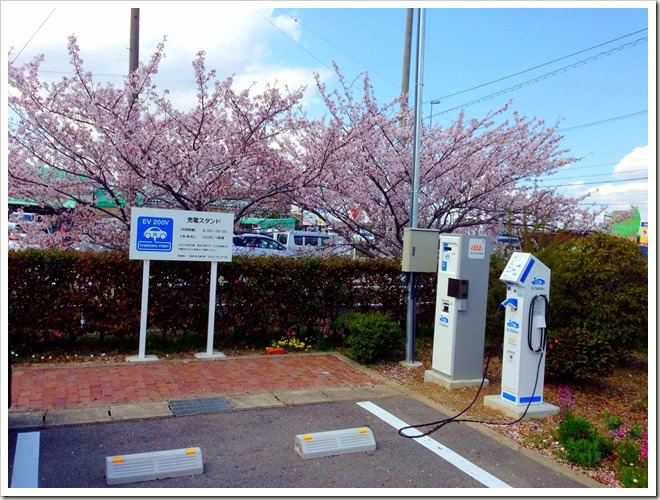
top-left (507, 321), bottom-right (520, 329)
top-left (531, 278), bottom-right (545, 285)
top-left (144, 227), bottom-right (167, 241)
top-left (439, 316), bottom-right (449, 324)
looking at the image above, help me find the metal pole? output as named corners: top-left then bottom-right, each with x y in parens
top-left (206, 261), bottom-right (218, 354)
top-left (129, 8), bottom-right (139, 103)
top-left (127, 259), bottom-right (158, 362)
top-left (403, 8), bottom-right (426, 367)
top-left (138, 259), bottom-right (149, 359)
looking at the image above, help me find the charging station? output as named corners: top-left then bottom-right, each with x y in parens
top-left (424, 234), bottom-right (491, 389)
top-left (484, 252), bottom-right (560, 420)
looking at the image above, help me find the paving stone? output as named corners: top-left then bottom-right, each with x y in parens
top-left (224, 393), bottom-right (284, 409)
top-left (110, 402), bottom-right (173, 420)
top-left (8, 412), bottom-right (47, 430)
top-left (45, 407), bottom-right (112, 427)
top-left (272, 390), bottom-right (330, 405)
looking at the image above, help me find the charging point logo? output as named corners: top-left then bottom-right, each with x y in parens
top-left (506, 320), bottom-right (520, 335)
top-left (136, 216), bottom-right (173, 252)
top-left (531, 277), bottom-right (547, 291)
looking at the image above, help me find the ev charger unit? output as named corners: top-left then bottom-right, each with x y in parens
top-left (483, 252), bottom-right (560, 420)
top-left (424, 234), bottom-right (492, 389)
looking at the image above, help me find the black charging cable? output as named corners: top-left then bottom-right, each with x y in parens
top-left (397, 300), bottom-right (548, 439)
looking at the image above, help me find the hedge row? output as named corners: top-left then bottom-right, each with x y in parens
top-left (8, 251), bottom-right (437, 350)
top-left (9, 233), bottom-right (648, 379)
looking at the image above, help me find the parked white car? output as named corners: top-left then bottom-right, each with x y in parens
top-left (232, 233), bottom-right (295, 257)
top-left (8, 222), bottom-right (40, 250)
top-left (9, 212), bottom-right (36, 223)
top-left (270, 230), bottom-right (353, 257)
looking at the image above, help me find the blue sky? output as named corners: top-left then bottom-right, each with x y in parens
top-left (2, 1), bottom-right (655, 224)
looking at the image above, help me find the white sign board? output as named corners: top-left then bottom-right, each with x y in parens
top-left (129, 207), bottom-right (233, 262)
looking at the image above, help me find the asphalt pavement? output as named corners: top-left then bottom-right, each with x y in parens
top-left (6, 352), bottom-right (604, 491)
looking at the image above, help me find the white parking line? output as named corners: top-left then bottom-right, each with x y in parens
top-left (11, 432), bottom-right (40, 488)
top-left (357, 401), bottom-right (511, 488)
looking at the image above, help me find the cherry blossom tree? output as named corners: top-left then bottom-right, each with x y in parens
top-left (8, 39), bottom-right (599, 257)
top-left (288, 67), bottom-right (600, 257)
top-left (8, 36), bottom-right (307, 249)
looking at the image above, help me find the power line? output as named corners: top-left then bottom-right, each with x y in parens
top-left (36, 69), bottom-right (125, 78)
top-left (557, 110), bottom-right (647, 132)
top-left (538, 168), bottom-right (647, 182)
top-left (253, 9), bottom-right (334, 73)
top-left (559, 161), bottom-right (618, 170)
top-left (541, 176), bottom-right (648, 188)
top-left (10, 8), bottom-right (56, 64)
top-left (584, 189), bottom-right (649, 196)
top-left (275, 9), bottom-right (399, 89)
top-left (428, 28), bottom-right (648, 103)
top-left (580, 202), bottom-right (648, 206)
top-left (433, 37), bottom-right (647, 118)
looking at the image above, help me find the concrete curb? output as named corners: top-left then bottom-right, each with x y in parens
top-left (8, 383), bottom-right (401, 431)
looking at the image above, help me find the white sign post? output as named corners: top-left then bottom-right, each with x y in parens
top-left (128, 207), bottom-right (233, 362)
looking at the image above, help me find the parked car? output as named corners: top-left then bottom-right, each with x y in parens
top-left (494, 236), bottom-right (521, 253)
top-left (270, 230), bottom-right (353, 257)
top-left (232, 233), bottom-right (294, 257)
top-left (8, 222), bottom-right (36, 250)
top-left (9, 212), bottom-right (36, 223)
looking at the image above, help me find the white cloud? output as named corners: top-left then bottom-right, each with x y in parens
top-left (613, 145), bottom-right (648, 179)
top-left (272, 10), bottom-right (302, 41)
top-left (561, 145), bottom-right (650, 223)
top-left (3, 2), bottom-right (336, 113)
top-left (583, 180), bottom-right (648, 223)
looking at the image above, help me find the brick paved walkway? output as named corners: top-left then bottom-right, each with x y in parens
top-left (9, 353), bottom-right (380, 412)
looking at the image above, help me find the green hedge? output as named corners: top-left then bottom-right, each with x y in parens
top-left (8, 251), bottom-right (436, 352)
top-left (9, 233), bottom-right (647, 377)
top-left (538, 233), bottom-right (648, 378)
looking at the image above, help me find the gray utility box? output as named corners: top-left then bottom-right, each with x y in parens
top-left (401, 228), bottom-right (441, 273)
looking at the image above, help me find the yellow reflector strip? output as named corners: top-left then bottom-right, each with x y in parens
top-left (359, 428), bottom-right (368, 434)
top-left (303, 434), bottom-right (313, 441)
top-left (112, 456), bottom-right (124, 463)
top-left (186, 449), bottom-right (196, 455)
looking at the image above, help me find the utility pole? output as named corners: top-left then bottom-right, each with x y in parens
top-left (400, 8), bottom-right (414, 103)
top-left (402, 8), bottom-right (426, 368)
top-left (129, 8), bottom-right (139, 103)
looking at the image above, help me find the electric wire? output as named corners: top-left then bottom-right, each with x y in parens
top-left (557, 110), bottom-right (647, 132)
top-left (432, 37), bottom-right (647, 119)
top-left (275, 9), bottom-right (399, 89)
top-left (10, 8), bottom-right (56, 64)
top-left (429, 28), bottom-right (648, 102)
top-left (584, 202), bottom-right (648, 206)
top-left (397, 304), bottom-right (547, 439)
top-left (541, 176), bottom-right (647, 188)
top-left (253, 9), bottom-right (334, 73)
top-left (537, 168), bottom-right (647, 182)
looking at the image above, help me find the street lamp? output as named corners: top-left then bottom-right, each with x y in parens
top-left (429, 99), bottom-right (441, 127)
